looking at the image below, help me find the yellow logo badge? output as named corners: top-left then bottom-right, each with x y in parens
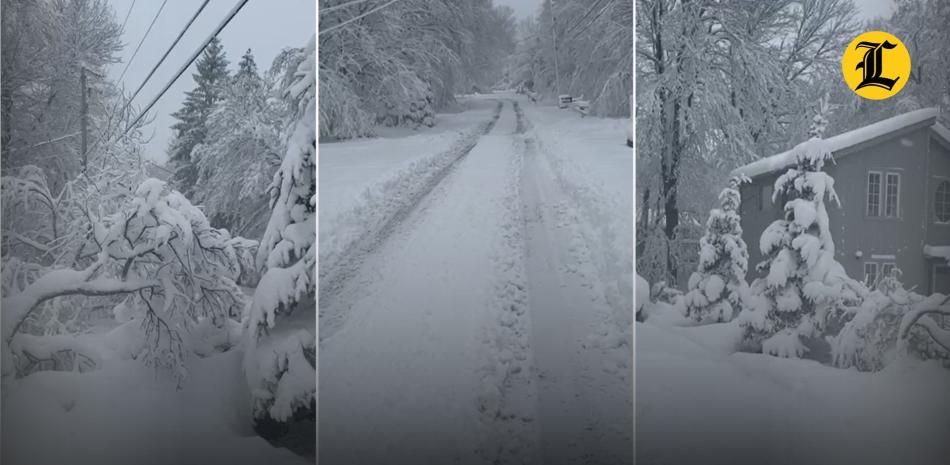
top-left (842, 31), bottom-right (911, 100)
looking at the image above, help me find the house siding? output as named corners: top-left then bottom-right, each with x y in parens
top-left (740, 124), bottom-right (949, 292)
top-left (927, 138), bottom-right (950, 293)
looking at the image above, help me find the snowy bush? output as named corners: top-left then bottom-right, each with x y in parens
top-left (2, 176), bottom-right (254, 383)
top-left (636, 273), bottom-right (651, 322)
top-left (682, 176), bottom-right (751, 323)
top-left (739, 109), bottom-right (864, 357)
top-left (243, 37), bottom-right (316, 428)
top-left (831, 271), bottom-right (950, 371)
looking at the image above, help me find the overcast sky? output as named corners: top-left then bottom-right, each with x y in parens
top-left (494, 0), bottom-right (542, 19)
top-left (106, 0), bottom-right (315, 164)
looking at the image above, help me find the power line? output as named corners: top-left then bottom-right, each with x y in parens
top-left (319, 0), bottom-right (373, 15)
top-left (119, 0), bottom-right (137, 31)
top-left (117, 0), bottom-right (169, 84)
top-left (319, 0), bottom-right (402, 35)
top-left (100, 0), bottom-right (209, 142)
top-left (124, 0), bottom-right (252, 135)
top-left (125, 0), bottom-right (211, 109)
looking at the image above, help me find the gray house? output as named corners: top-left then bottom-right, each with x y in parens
top-left (733, 108), bottom-right (950, 295)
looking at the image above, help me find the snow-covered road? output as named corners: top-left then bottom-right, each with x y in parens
top-left (318, 94), bottom-right (633, 464)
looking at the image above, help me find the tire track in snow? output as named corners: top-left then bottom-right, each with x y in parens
top-left (319, 100), bottom-right (530, 465)
top-left (474, 99), bottom-right (542, 464)
top-left (518, 101), bottom-right (633, 465)
top-left (319, 101), bottom-right (503, 335)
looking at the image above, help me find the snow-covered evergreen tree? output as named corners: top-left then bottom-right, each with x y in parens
top-left (169, 37), bottom-right (230, 198)
top-left (683, 176), bottom-right (750, 323)
top-left (739, 100), bottom-right (863, 357)
top-left (243, 37), bottom-right (315, 436)
top-left (190, 49), bottom-right (289, 237)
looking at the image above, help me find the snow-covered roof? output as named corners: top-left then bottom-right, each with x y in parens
top-left (924, 245), bottom-right (950, 262)
top-left (933, 121), bottom-right (950, 147)
top-left (732, 108), bottom-right (942, 179)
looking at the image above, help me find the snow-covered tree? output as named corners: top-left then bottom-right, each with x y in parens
top-left (636, 0), bottom-right (859, 254)
top-left (169, 37), bottom-right (230, 198)
top-left (739, 102), bottom-right (863, 357)
top-left (682, 176), bottom-right (750, 323)
top-left (1, 0), bottom-right (123, 191)
top-left (511, 0), bottom-right (632, 116)
top-left (318, 0), bottom-right (516, 139)
top-left (190, 49), bottom-right (290, 238)
top-left (830, 270), bottom-right (950, 371)
top-left (243, 37), bottom-right (315, 436)
top-left (2, 175), bottom-right (254, 383)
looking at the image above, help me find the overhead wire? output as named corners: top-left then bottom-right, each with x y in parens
top-left (123, 0), bottom-right (252, 135)
top-left (319, 0), bottom-right (402, 35)
top-left (319, 0), bottom-right (374, 15)
top-left (116, 0), bottom-right (169, 84)
top-left (119, 0), bottom-right (138, 31)
top-left (124, 0), bottom-right (211, 111)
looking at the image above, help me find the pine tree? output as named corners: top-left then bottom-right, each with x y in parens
top-left (682, 176), bottom-right (750, 323)
top-left (243, 37), bottom-right (315, 440)
top-left (169, 37), bottom-right (229, 198)
top-left (739, 99), bottom-right (863, 357)
top-left (190, 49), bottom-right (285, 236)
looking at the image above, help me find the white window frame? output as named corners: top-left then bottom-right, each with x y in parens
top-left (884, 172), bottom-right (900, 218)
top-left (867, 170), bottom-right (901, 219)
top-left (867, 171), bottom-right (882, 217)
top-left (864, 261), bottom-right (879, 285)
top-left (935, 179), bottom-right (950, 224)
top-left (881, 262), bottom-right (897, 278)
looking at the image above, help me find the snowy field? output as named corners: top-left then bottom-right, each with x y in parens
top-left (636, 318), bottom-right (950, 465)
top-left (318, 92), bottom-right (633, 464)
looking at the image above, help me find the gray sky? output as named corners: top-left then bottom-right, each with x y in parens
top-left (107, 0), bottom-right (315, 164)
top-left (855, 0), bottom-right (895, 20)
top-left (494, 0), bottom-right (541, 20)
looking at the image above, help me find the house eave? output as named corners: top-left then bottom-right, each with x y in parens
top-left (732, 108), bottom-right (941, 180)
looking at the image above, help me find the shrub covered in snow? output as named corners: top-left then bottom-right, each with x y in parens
top-left (739, 111), bottom-right (864, 358)
top-left (683, 176), bottom-right (751, 323)
top-left (636, 273), bottom-right (650, 322)
top-left (831, 271), bottom-right (950, 371)
top-left (2, 177), bottom-right (255, 383)
top-left (243, 37), bottom-right (316, 430)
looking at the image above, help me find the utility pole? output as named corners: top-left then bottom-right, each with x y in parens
top-left (551, 0), bottom-right (561, 97)
top-left (80, 66), bottom-right (88, 174)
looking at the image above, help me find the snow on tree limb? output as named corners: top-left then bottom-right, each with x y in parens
top-left (2, 257), bottom-right (158, 344)
top-left (244, 36), bottom-right (316, 423)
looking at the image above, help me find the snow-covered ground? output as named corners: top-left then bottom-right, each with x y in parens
top-left (318, 92), bottom-right (633, 464)
top-left (1, 346), bottom-right (308, 465)
top-left (636, 319), bottom-right (950, 465)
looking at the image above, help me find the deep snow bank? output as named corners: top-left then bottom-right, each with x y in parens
top-left (1, 348), bottom-right (308, 465)
top-left (636, 321), bottom-right (950, 465)
top-left (319, 99), bottom-right (502, 300)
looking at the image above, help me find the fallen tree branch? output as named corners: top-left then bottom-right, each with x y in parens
top-left (2, 259), bottom-right (160, 345)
